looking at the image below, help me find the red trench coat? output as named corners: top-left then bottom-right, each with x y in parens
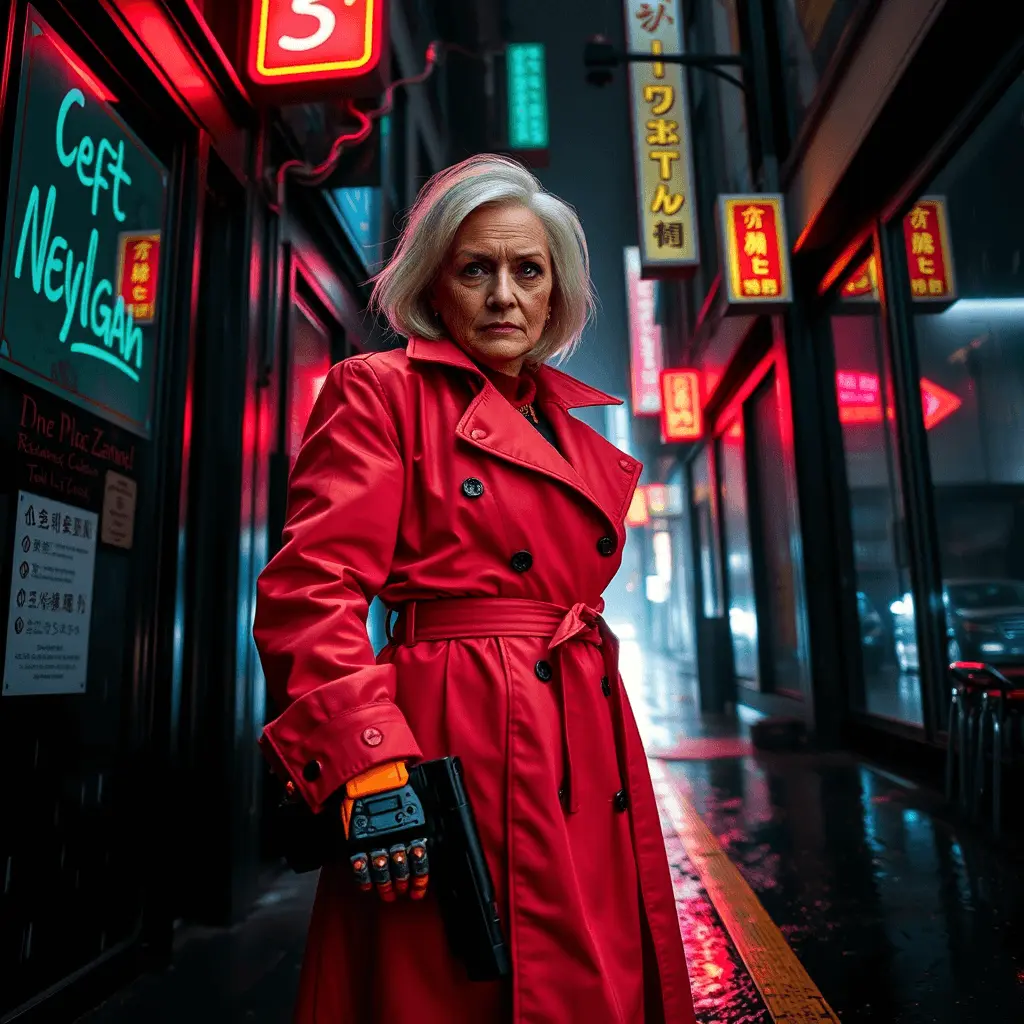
top-left (253, 336), bottom-right (695, 1024)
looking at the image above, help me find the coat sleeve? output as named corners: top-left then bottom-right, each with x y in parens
top-left (254, 357), bottom-right (422, 812)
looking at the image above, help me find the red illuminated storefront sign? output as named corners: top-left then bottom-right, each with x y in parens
top-left (835, 371), bottom-right (962, 430)
top-left (840, 200), bottom-right (957, 305)
top-left (625, 246), bottom-right (663, 416)
top-left (248, 0), bottom-right (386, 94)
top-left (659, 369), bottom-right (702, 441)
top-left (625, 487), bottom-right (650, 527)
top-left (116, 233), bottom-right (160, 324)
top-left (718, 194), bottom-right (792, 310)
top-left (903, 197), bottom-right (956, 302)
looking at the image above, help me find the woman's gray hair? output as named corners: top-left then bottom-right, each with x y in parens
top-left (370, 154), bottom-right (595, 364)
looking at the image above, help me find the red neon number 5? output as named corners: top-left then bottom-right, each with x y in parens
top-left (278, 0), bottom-right (350, 52)
top-left (254, 0), bottom-right (379, 80)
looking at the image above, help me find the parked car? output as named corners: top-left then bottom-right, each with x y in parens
top-left (890, 578), bottom-right (1024, 672)
top-left (857, 591), bottom-right (887, 672)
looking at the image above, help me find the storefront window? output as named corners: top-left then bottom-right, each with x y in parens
top-left (829, 261), bottom-right (922, 724)
top-left (665, 464), bottom-right (698, 671)
top-left (287, 296), bottom-right (333, 465)
top-left (692, 443), bottom-right (723, 620)
top-left (899, 73), bottom-right (1024, 681)
top-left (0, 8), bottom-right (168, 438)
top-left (750, 370), bottom-right (803, 697)
top-left (719, 419), bottom-right (759, 686)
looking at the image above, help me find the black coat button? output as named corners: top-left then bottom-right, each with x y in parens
top-left (613, 789), bottom-right (629, 812)
top-left (597, 536), bottom-right (616, 557)
top-left (601, 676), bottom-right (612, 697)
top-left (510, 550), bottom-right (533, 573)
top-left (535, 660), bottom-right (553, 682)
top-left (461, 477), bottom-right (484, 499)
top-left (302, 759), bottom-right (322, 782)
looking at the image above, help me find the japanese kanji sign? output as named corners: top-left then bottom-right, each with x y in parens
top-left (625, 0), bottom-right (699, 275)
top-left (248, 0), bottom-right (385, 90)
top-left (718, 194), bottom-right (792, 310)
top-left (116, 232), bottom-right (160, 325)
top-left (4, 490), bottom-right (97, 696)
top-left (659, 369), bottom-right (702, 441)
top-left (507, 43), bottom-right (548, 151)
top-left (625, 246), bottom-right (664, 416)
top-left (902, 196), bottom-right (955, 303)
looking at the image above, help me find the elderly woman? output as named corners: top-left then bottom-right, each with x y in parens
top-left (254, 154), bottom-right (695, 1024)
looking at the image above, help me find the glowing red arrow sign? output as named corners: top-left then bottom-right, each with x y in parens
top-left (836, 372), bottom-right (961, 430)
top-left (919, 378), bottom-right (962, 430)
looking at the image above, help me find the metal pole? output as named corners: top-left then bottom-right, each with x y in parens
top-left (583, 43), bottom-right (748, 91)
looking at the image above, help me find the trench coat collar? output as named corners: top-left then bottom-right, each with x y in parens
top-left (406, 336), bottom-right (640, 529)
top-left (405, 335), bottom-right (621, 410)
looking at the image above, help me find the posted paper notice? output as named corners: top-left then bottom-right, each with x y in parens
top-left (3, 491), bottom-right (98, 696)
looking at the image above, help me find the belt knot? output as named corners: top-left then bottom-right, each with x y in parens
top-left (548, 602), bottom-right (602, 651)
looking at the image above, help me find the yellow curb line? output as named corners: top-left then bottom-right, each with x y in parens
top-left (650, 760), bottom-right (841, 1023)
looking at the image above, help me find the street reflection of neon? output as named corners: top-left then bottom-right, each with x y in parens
top-left (662, 834), bottom-right (737, 1012)
top-left (836, 371), bottom-right (962, 430)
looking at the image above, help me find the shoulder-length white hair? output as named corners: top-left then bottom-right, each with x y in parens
top-left (370, 154), bottom-right (596, 364)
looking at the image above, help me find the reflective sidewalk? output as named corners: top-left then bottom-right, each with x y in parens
top-left (80, 647), bottom-right (1024, 1023)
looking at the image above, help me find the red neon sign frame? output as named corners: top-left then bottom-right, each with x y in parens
top-left (660, 369), bottom-right (703, 442)
top-left (248, 0), bottom-right (385, 90)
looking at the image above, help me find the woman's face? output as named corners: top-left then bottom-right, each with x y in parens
top-left (431, 203), bottom-right (553, 375)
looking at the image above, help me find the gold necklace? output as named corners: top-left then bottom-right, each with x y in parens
top-left (519, 402), bottom-right (539, 423)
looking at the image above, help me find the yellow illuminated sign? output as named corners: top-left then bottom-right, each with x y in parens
top-left (625, 0), bottom-right (699, 275)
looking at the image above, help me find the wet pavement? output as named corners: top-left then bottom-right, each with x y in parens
top-left (667, 753), bottom-right (1024, 1022)
top-left (632, 645), bottom-right (1024, 1023)
top-left (78, 647), bottom-right (1024, 1023)
top-left (662, 817), bottom-right (771, 1022)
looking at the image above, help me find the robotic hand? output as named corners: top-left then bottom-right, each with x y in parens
top-left (341, 762), bottom-right (430, 902)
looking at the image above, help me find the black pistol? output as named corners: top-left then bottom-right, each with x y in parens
top-left (409, 757), bottom-right (511, 983)
top-left (286, 755), bottom-right (510, 983)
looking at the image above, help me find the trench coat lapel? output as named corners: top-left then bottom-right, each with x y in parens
top-left (539, 387), bottom-right (642, 527)
top-left (406, 336), bottom-right (640, 527)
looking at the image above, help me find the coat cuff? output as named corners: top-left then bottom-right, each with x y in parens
top-left (261, 690), bottom-right (423, 812)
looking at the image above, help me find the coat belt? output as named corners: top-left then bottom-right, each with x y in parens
top-left (388, 597), bottom-right (628, 814)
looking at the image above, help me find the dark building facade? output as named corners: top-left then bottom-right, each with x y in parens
top-left (614, 0), bottom-right (1024, 773)
top-left (492, 0), bottom-right (1024, 771)
top-left (0, 0), bottom-right (499, 1018)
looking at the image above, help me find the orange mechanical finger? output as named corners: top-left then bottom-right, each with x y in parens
top-left (369, 848), bottom-right (396, 902)
top-left (389, 844), bottom-right (410, 895)
top-left (350, 853), bottom-right (372, 892)
top-left (408, 839), bottom-right (429, 900)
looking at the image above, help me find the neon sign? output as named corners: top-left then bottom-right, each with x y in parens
top-left (248, 0), bottom-right (385, 90)
top-left (116, 233), bottom-right (160, 324)
top-left (659, 369), bottom-right (702, 441)
top-left (0, 11), bottom-right (166, 437)
top-left (835, 371), bottom-right (962, 430)
top-left (14, 88), bottom-right (144, 382)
